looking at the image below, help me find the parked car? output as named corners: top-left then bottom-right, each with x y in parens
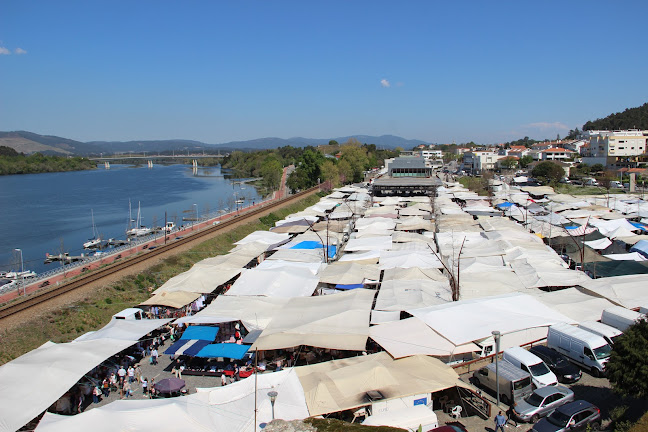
top-left (609, 180), bottom-right (623, 188)
top-left (583, 178), bottom-right (599, 187)
top-left (531, 400), bottom-right (601, 432)
top-left (512, 385), bottom-right (575, 423)
top-left (529, 345), bottom-right (582, 383)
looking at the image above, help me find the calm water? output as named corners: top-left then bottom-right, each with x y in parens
top-left (0, 164), bottom-right (261, 274)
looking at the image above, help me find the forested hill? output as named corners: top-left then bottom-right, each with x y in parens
top-left (584, 102), bottom-right (648, 131)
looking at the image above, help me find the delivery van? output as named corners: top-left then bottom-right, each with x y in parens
top-left (547, 323), bottom-right (611, 377)
top-left (601, 306), bottom-right (645, 332)
top-left (578, 321), bottom-right (623, 345)
top-left (503, 347), bottom-right (558, 388)
top-left (472, 360), bottom-right (533, 405)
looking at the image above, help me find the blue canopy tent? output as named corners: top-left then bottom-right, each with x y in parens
top-left (630, 240), bottom-right (648, 259)
top-left (290, 241), bottom-right (337, 259)
top-left (496, 202), bottom-right (514, 209)
top-left (164, 325), bottom-right (219, 356)
top-left (334, 283), bottom-right (365, 290)
top-left (195, 343), bottom-right (251, 360)
top-left (630, 222), bottom-right (648, 232)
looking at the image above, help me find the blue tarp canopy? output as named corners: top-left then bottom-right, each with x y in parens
top-left (164, 325), bottom-right (220, 356)
top-left (334, 283), bottom-right (365, 290)
top-left (180, 325), bottom-right (219, 341)
top-left (630, 240), bottom-right (648, 258)
top-left (496, 202), bottom-right (514, 209)
top-left (290, 241), bottom-right (337, 258)
top-left (630, 222), bottom-right (648, 232)
top-left (196, 343), bottom-right (251, 360)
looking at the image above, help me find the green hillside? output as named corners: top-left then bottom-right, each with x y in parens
top-left (584, 102), bottom-right (648, 131)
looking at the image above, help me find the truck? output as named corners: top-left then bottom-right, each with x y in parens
top-left (601, 306), bottom-right (645, 332)
top-left (547, 323), bottom-right (611, 377)
top-left (578, 321), bottom-right (623, 345)
top-left (472, 360), bottom-right (533, 405)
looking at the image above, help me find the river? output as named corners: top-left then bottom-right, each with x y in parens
top-left (0, 164), bottom-right (261, 275)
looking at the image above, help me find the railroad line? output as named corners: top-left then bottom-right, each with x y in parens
top-left (0, 187), bottom-right (319, 321)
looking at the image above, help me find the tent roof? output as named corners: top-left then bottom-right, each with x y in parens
top-left (532, 288), bottom-right (617, 322)
top-left (579, 274), bottom-right (648, 309)
top-left (318, 262), bottom-right (381, 285)
top-left (226, 267), bottom-right (319, 298)
top-left (382, 267), bottom-right (446, 282)
top-left (74, 318), bottom-right (171, 342)
top-left (295, 352), bottom-right (466, 416)
top-left (408, 293), bottom-right (576, 345)
top-left (369, 317), bottom-right (480, 358)
top-left (345, 236), bottom-right (393, 252)
top-left (0, 339), bottom-right (136, 432)
top-left (140, 291), bottom-right (201, 308)
top-left (252, 289), bottom-right (375, 351)
top-left (154, 265), bottom-right (244, 295)
top-left (375, 279), bottom-right (452, 311)
top-left (362, 405), bottom-right (438, 429)
top-left (234, 231), bottom-right (291, 246)
top-left (582, 260), bottom-right (648, 278)
top-left (379, 250), bottom-right (443, 270)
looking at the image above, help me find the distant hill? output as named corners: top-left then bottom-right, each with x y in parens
top-left (0, 131), bottom-right (98, 156)
top-left (583, 102), bottom-right (648, 131)
top-left (0, 131), bottom-right (430, 155)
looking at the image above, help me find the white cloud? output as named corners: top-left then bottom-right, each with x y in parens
top-left (380, 79), bottom-right (391, 88)
top-left (14, 48), bottom-right (27, 55)
top-left (525, 121), bottom-right (570, 130)
top-left (0, 47), bottom-right (10, 55)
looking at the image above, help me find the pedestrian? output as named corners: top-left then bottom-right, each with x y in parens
top-left (102, 377), bottom-right (110, 397)
top-left (134, 364), bottom-right (142, 383)
top-left (92, 385), bottom-right (102, 404)
top-left (141, 377), bottom-right (148, 397)
top-left (151, 348), bottom-right (158, 365)
top-left (117, 365), bottom-right (126, 384)
top-left (507, 403), bottom-right (519, 427)
top-left (123, 380), bottom-right (132, 398)
top-left (495, 411), bottom-right (507, 432)
top-left (221, 373), bottom-right (227, 387)
top-left (150, 378), bottom-right (156, 398)
top-left (127, 365), bottom-right (135, 383)
top-left (172, 364), bottom-right (179, 378)
top-left (110, 372), bottom-right (118, 391)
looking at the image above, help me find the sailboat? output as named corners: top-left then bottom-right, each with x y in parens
top-left (126, 200), bottom-right (152, 237)
top-left (83, 209), bottom-right (103, 249)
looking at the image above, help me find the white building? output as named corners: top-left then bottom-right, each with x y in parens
top-left (585, 130), bottom-right (648, 169)
top-left (462, 151), bottom-right (503, 173)
top-left (420, 149), bottom-right (443, 159)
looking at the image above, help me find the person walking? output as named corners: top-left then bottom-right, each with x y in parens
top-left (123, 380), bottom-right (132, 398)
top-left (507, 403), bottom-right (519, 427)
top-left (151, 348), bottom-right (158, 365)
top-left (141, 377), bottom-right (148, 397)
top-left (117, 365), bottom-right (126, 384)
top-left (495, 411), bottom-right (507, 432)
top-left (127, 365), bottom-right (135, 383)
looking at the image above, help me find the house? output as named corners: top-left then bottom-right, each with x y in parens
top-left (582, 130), bottom-right (648, 169)
top-left (539, 147), bottom-right (575, 161)
top-left (463, 150), bottom-right (504, 174)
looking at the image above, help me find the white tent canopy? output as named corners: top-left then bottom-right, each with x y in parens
top-left (0, 339), bottom-right (136, 432)
top-left (362, 405), bottom-right (438, 430)
top-left (225, 267), bottom-right (319, 298)
top-left (379, 250), bottom-right (444, 270)
top-left (584, 238), bottom-right (613, 250)
top-left (234, 231), bottom-right (291, 246)
top-left (375, 279), bottom-right (452, 311)
top-left (37, 369), bottom-right (309, 432)
top-left (318, 262), bottom-right (380, 285)
top-left (369, 317), bottom-right (480, 358)
top-left (579, 274), bottom-right (648, 309)
top-left (532, 288), bottom-right (617, 322)
top-left (345, 236), bottom-right (393, 252)
top-left (75, 318), bottom-right (171, 342)
top-left (252, 289), bottom-right (375, 351)
top-left (408, 293), bottom-right (576, 346)
top-left (296, 352), bottom-right (467, 416)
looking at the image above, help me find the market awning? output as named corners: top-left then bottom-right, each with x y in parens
top-left (164, 325), bottom-right (219, 356)
top-left (195, 343), bottom-right (250, 360)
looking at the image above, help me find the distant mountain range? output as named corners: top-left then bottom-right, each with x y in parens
top-left (0, 131), bottom-right (430, 156)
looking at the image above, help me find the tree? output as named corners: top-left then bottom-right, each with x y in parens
top-left (500, 157), bottom-right (518, 170)
top-left (606, 319), bottom-right (648, 398)
top-left (531, 161), bottom-right (565, 184)
top-left (590, 163), bottom-right (605, 174)
top-left (320, 159), bottom-right (340, 188)
top-left (328, 140), bottom-right (338, 146)
top-left (519, 155), bottom-right (534, 168)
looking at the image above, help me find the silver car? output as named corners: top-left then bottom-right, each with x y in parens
top-left (513, 385), bottom-right (574, 423)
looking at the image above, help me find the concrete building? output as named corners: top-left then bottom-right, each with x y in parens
top-left (537, 147), bottom-right (576, 161)
top-left (462, 150), bottom-right (503, 174)
top-left (387, 157), bottom-right (432, 177)
top-left (420, 149), bottom-right (443, 159)
top-left (583, 130), bottom-right (648, 169)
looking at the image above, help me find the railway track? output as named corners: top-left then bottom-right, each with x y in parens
top-left (0, 187), bottom-right (320, 321)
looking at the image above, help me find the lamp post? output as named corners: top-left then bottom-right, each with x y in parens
top-left (492, 330), bottom-right (501, 407)
top-left (15, 248), bottom-right (24, 295)
top-left (268, 390), bottom-right (278, 420)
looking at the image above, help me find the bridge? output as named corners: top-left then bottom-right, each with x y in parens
top-left (89, 154), bottom-right (227, 162)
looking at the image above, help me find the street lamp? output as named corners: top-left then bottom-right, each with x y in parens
top-left (15, 248), bottom-right (24, 295)
top-left (492, 330), bottom-right (501, 407)
top-left (268, 390), bottom-right (278, 420)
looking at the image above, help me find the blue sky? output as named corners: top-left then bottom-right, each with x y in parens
top-left (1, 1), bottom-right (647, 145)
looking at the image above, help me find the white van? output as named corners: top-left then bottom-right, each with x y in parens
top-left (578, 321), bottom-right (623, 345)
top-left (502, 347), bottom-right (558, 388)
top-left (601, 306), bottom-right (645, 332)
top-left (112, 307), bottom-right (144, 320)
top-left (547, 323), bottom-right (611, 377)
